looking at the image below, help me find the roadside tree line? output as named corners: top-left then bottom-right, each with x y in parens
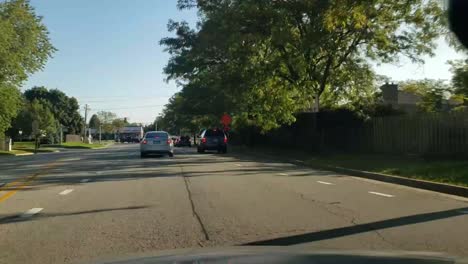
top-left (0, 0), bottom-right (56, 145)
top-left (156, 0), bottom-right (468, 135)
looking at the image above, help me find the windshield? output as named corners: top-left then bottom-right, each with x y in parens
top-left (204, 130), bottom-right (225, 137)
top-left (1, 1), bottom-right (468, 264)
top-left (145, 132), bottom-right (168, 139)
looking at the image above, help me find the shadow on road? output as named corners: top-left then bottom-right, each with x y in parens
top-left (243, 206), bottom-right (468, 246)
top-left (0, 205), bottom-right (150, 225)
top-left (1, 146), bottom-right (339, 191)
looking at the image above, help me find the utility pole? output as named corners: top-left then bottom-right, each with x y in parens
top-left (82, 104), bottom-right (90, 142)
top-left (60, 126), bottom-right (63, 144)
top-left (99, 124), bottom-right (102, 144)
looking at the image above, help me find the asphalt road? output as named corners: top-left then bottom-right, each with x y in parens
top-left (0, 144), bottom-right (467, 264)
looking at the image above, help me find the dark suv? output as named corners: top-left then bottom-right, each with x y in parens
top-left (197, 129), bottom-right (227, 153)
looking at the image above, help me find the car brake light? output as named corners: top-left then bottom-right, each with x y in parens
top-left (142, 140), bottom-right (147, 144)
top-left (167, 139), bottom-right (172, 144)
top-left (224, 137), bottom-right (228, 143)
top-left (201, 137), bottom-right (207, 143)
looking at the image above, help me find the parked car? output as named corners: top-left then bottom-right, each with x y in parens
top-left (197, 129), bottom-right (227, 153)
top-left (176, 136), bottom-right (191, 147)
top-left (140, 131), bottom-right (174, 158)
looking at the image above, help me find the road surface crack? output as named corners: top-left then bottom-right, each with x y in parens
top-left (299, 192), bottom-right (395, 247)
top-left (179, 165), bottom-right (210, 242)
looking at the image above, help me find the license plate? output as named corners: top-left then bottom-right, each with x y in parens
top-left (153, 140), bottom-right (161, 144)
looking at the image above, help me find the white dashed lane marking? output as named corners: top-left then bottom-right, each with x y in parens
top-left (279, 173), bottom-right (289, 176)
top-left (59, 189), bottom-right (74, 195)
top-left (235, 164), bottom-right (242, 167)
top-left (21, 208), bottom-right (43, 218)
top-left (368, 191), bottom-right (394, 198)
top-left (80, 179), bottom-right (90, 183)
top-left (317, 181), bottom-right (334, 185)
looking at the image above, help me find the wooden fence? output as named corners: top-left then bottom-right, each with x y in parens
top-left (367, 112), bottom-right (468, 155)
top-left (233, 111), bottom-right (468, 156)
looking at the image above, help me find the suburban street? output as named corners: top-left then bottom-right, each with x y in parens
top-left (1, 144), bottom-right (468, 264)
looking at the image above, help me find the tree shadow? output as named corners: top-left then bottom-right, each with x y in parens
top-left (0, 205), bottom-right (150, 225)
top-left (243, 207), bottom-right (468, 246)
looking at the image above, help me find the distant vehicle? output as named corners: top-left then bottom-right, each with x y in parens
top-left (140, 131), bottom-right (174, 158)
top-left (118, 126), bottom-right (144, 143)
top-left (175, 135), bottom-right (191, 147)
top-left (197, 129), bottom-right (227, 153)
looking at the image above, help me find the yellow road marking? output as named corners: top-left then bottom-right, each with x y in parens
top-left (0, 161), bottom-right (60, 203)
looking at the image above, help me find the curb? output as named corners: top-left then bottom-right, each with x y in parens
top-left (309, 164), bottom-right (468, 198)
top-left (14, 153), bottom-right (34, 156)
top-left (232, 147), bottom-right (468, 198)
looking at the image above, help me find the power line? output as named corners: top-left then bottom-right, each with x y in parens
top-left (91, 104), bottom-right (166, 111)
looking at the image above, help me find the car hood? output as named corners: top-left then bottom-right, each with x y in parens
top-left (98, 247), bottom-right (467, 264)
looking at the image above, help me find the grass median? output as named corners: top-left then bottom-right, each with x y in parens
top-left (44, 141), bottom-right (112, 149)
top-left (12, 142), bottom-right (58, 153)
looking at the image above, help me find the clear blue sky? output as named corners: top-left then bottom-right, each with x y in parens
top-left (23, 0), bottom-right (198, 124)
top-left (23, 1), bottom-right (464, 124)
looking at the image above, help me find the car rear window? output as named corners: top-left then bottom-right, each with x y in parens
top-left (204, 130), bottom-right (225, 137)
top-left (145, 132), bottom-right (168, 139)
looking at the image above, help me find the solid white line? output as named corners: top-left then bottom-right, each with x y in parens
top-left (21, 208), bottom-right (43, 218)
top-left (279, 173), bottom-right (289, 176)
top-left (317, 181), bottom-right (334, 185)
top-left (59, 189), bottom-right (74, 195)
top-left (369, 191), bottom-right (394, 198)
top-left (80, 179), bottom-right (90, 183)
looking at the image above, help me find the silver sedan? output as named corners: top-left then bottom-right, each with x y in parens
top-left (140, 131), bottom-right (174, 158)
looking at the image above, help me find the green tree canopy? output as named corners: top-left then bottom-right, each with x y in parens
top-left (23, 87), bottom-right (82, 134)
top-left (0, 85), bottom-right (23, 136)
top-left (0, 0), bottom-right (56, 86)
top-left (449, 59), bottom-right (468, 104)
top-left (89, 114), bottom-right (101, 129)
top-left (160, 0), bottom-right (446, 132)
top-left (0, 0), bottom-right (55, 137)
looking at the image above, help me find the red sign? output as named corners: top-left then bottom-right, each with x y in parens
top-left (221, 114), bottom-right (232, 126)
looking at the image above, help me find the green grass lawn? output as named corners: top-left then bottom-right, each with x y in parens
top-left (12, 142), bottom-right (57, 153)
top-left (44, 142), bottom-right (108, 149)
top-left (0, 149), bottom-right (31, 156)
top-left (235, 146), bottom-right (468, 187)
top-left (305, 154), bottom-right (468, 187)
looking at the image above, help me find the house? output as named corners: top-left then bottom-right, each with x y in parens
top-left (380, 83), bottom-right (458, 112)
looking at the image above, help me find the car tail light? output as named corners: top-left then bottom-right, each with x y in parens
top-left (142, 140), bottom-right (147, 144)
top-left (224, 137), bottom-right (228, 143)
top-left (167, 139), bottom-right (172, 144)
top-left (201, 137), bottom-right (207, 144)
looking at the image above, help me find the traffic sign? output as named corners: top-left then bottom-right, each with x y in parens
top-left (221, 114), bottom-right (232, 126)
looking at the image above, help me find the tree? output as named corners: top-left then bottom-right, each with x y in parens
top-left (0, 0), bottom-right (55, 138)
top-left (0, 0), bottom-right (56, 86)
top-left (161, 0), bottom-right (446, 132)
top-left (89, 114), bottom-right (101, 129)
top-left (111, 118), bottom-right (127, 132)
top-left (26, 100), bottom-right (56, 150)
top-left (23, 87), bottom-right (82, 134)
top-left (449, 59), bottom-right (468, 104)
top-left (0, 86), bottom-right (23, 137)
top-left (96, 111), bottom-right (117, 134)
